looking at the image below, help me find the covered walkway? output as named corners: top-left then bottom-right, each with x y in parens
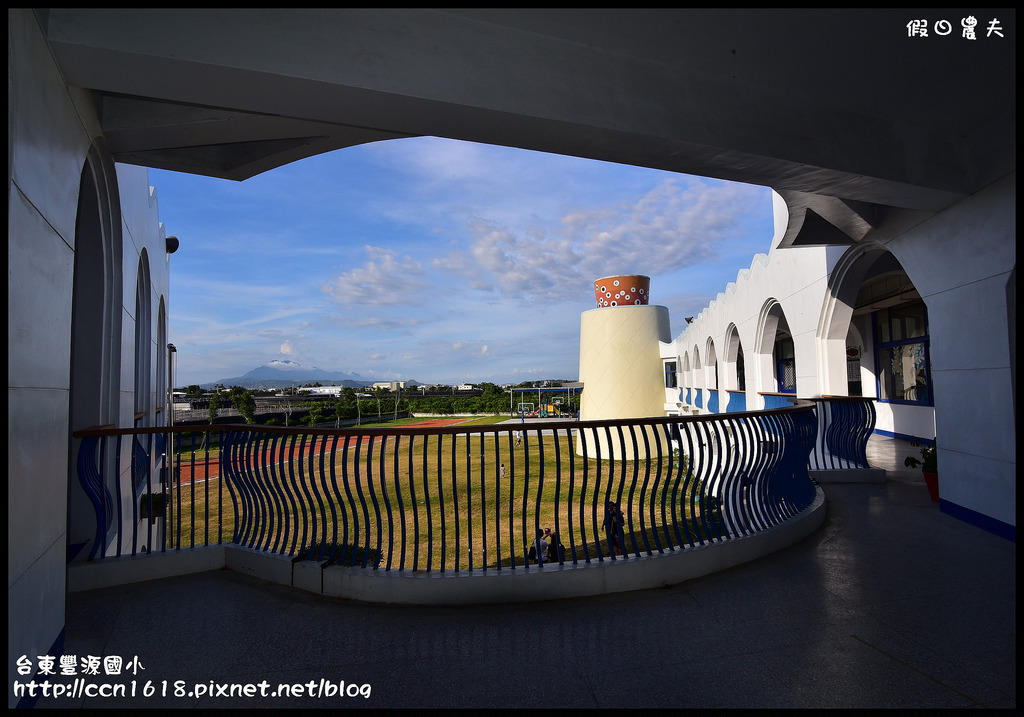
top-left (29, 436), bottom-right (1014, 709)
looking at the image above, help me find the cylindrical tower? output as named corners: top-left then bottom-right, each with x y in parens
top-left (577, 275), bottom-right (671, 460)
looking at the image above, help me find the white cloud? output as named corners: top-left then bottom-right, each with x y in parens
top-left (428, 176), bottom-right (764, 303)
top-left (322, 246), bottom-right (429, 305)
top-left (158, 138), bottom-right (773, 386)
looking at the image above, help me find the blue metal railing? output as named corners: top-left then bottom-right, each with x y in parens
top-left (807, 397), bottom-right (875, 470)
top-left (682, 392), bottom-right (876, 472)
top-left (694, 389), bottom-right (704, 410)
top-left (73, 405), bottom-right (818, 571)
top-left (76, 430), bottom-right (168, 560)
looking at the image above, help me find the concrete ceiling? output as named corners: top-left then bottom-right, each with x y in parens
top-left (38, 8), bottom-right (1015, 243)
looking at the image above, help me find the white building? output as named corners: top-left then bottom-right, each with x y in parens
top-left (305, 386), bottom-right (345, 396)
top-left (659, 186), bottom-right (1014, 542)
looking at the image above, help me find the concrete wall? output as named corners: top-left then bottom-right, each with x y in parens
top-left (8, 10), bottom-right (171, 706)
top-left (873, 173), bottom-right (1016, 530)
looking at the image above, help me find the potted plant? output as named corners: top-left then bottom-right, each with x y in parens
top-left (904, 438), bottom-right (938, 502)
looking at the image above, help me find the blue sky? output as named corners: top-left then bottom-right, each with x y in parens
top-left (150, 137), bottom-right (774, 388)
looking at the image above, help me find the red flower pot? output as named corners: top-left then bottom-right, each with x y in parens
top-left (923, 471), bottom-right (939, 502)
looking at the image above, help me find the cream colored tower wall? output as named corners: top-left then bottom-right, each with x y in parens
top-left (576, 305), bottom-right (671, 460)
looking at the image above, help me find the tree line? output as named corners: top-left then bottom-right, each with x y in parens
top-left (191, 382), bottom-right (578, 426)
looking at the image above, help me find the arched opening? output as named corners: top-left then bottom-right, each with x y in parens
top-left (134, 251), bottom-right (152, 427)
top-left (705, 338), bottom-right (720, 412)
top-left (821, 245), bottom-right (935, 441)
top-left (67, 149), bottom-right (122, 562)
top-left (774, 331), bottom-right (796, 394)
top-left (755, 299), bottom-right (795, 394)
top-left (723, 324), bottom-right (745, 391)
top-left (156, 298), bottom-right (168, 425)
top-left (692, 347), bottom-right (703, 411)
top-left (680, 351), bottom-right (692, 408)
top-left (723, 324), bottom-right (746, 412)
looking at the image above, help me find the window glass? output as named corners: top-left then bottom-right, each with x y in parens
top-left (664, 361), bottom-right (677, 388)
top-left (877, 344), bottom-right (930, 402)
top-left (874, 301), bottom-right (931, 405)
top-left (892, 303), bottom-right (927, 339)
top-left (877, 309), bottom-right (891, 344)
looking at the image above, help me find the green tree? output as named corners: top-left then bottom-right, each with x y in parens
top-left (306, 401), bottom-right (327, 427)
top-left (372, 386), bottom-right (388, 419)
top-left (185, 384), bottom-right (203, 398)
top-left (228, 387), bottom-right (257, 424)
top-left (331, 398), bottom-right (348, 428)
top-left (207, 393), bottom-right (221, 424)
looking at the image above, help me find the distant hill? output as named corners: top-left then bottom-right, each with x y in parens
top-left (202, 360), bottom-right (418, 390)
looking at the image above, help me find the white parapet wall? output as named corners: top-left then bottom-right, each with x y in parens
top-left (67, 488), bottom-right (825, 604)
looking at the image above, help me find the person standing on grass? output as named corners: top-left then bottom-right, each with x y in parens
top-left (603, 501), bottom-right (626, 557)
top-left (500, 463), bottom-right (506, 481)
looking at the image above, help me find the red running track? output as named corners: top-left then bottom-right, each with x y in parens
top-left (175, 419), bottom-right (467, 485)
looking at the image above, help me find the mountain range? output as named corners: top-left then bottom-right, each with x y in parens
top-left (201, 360), bottom-right (416, 390)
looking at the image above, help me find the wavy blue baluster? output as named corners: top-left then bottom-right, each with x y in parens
top-left (377, 435), bottom-right (394, 570)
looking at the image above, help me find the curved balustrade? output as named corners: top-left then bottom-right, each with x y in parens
top-left (75, 430), bottom-right (168, 560)
top-left (807, 397), bottom-right (875, 470)
top-left (706, 389), bottom-right (720, 414)
top-left (74, 404), bottom-right (819, 574)
top-left (759, 392), bottom-right (796, 410)
top-left (725, 390), bottom-right (746, 413)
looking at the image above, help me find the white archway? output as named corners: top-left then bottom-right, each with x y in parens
top-left (67, 145), bottom-right (124, 561)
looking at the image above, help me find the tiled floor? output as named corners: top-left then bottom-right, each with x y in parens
top-left (30, 436), bottom-right (1015, 710)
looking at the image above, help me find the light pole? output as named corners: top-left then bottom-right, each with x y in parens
top-left (166, 343), bottom-right (177, 537)
top-left (167, 343), bottom-right (176, 429)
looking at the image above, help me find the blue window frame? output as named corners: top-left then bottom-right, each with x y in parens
top-left (664, 361), bottom-right (677, 388)
top-left (874, 302), bottom-right (932, 405)
top-left (774, 337), bottom-right (796, 394)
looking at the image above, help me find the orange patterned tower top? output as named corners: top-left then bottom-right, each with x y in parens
top-left (593, 275), bottom-right (650, 308)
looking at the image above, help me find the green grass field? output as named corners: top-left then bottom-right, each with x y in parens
top-left (164, 424), bottom-right (713, 571)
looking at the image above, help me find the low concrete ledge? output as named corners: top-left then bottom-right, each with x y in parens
top-left (68, 488), bottom-right (826, 604)
top-left (67, 545), bottom-right (227, 592)
top-left (220, 487), bottom-right (826, 605)
top-left (810, 468), bottom-right (887, 483)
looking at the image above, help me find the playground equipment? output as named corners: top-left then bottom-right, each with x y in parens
top-left (511, 387), bottom-right (581, 419)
